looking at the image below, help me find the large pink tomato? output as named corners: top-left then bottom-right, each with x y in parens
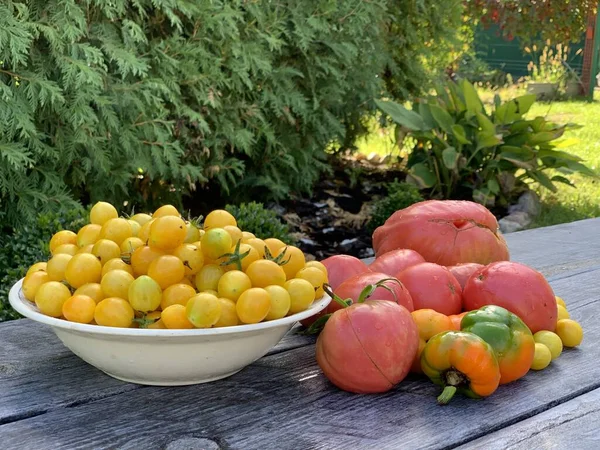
top-left (321, 254), bottom-right (370, 291)
top-left (396, 262), bottom-right (462, 315)
top-left (316, 300), bottom-right (419, 394)
top-left (368, 249), bottom-right (425, 277)
top-left (447, 263), bottom-right (484, 289)
top-left (333, 272), bottom-right (414, 313)
top-left (372, 200), bottom-right (510, 266)
top-left (462, 261), bottom-right (557, 333)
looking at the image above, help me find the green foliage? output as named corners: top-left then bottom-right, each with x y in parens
top-left (465, 1), bottom-right (597, 46)
top-left (375, 80), bottom-right (599, 207)
top-left (0, 0), bottom-right (466, 225)
top-left (367, 181), bottom-right (423, 232)
top-left (224, 202), bottom-right (295, 244)
top-left (0, 206), bottom-right (89, 322)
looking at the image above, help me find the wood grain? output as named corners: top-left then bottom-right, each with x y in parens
top-left (456, 387), bottom-right (600, 450)
top-left (0, 266), bottom-right (598, 450)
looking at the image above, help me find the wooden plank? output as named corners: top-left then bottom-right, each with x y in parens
top-left (456, 387), bottom-right (600, 450)
top-left (0, 266), bottom-right (598, 450)
top-left (0, 319), bottom-right (314, 425)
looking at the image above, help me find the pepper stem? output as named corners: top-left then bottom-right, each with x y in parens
top-left (437, 386), bottom-right (457, 405)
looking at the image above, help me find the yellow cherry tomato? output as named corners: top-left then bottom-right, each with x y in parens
top-left (534, 330), bottom-right (563, 360)
top-left (184, 222), bottom-right (201, 244)
top-left (120, 237), bottom-right (144, 256)
top-left (77, 244), bottom-right (94, 254)
top-left (161, 283), bottom-right (196, 310)
top-left (74, 283), bottom-right (104, 304)
top-left (35, 281), bottom-right (71, 317)
top-left (214, 298), bottom-right (239, 327)
top-left (46, 253), bottom-right (73, 282)
top-left (246, 260), bottom-right (286, 288)
top-left (53, 244), bottom-right (78, 256)
top-left (137, 219), bottom-right (154, 244)
top-left (264, 238), bottom-right (286, 256)
top-left (194, 264), bottom-right (224, 292)
top-left (26, 262), bottom-right (47, 277)
top-left (49, 230), bottom-right (77, 254)
top-left (241, 231), bottom-right (256, 242)
top-left (153, 204), bottom-right (181, 218)
top-left (201, 228), bottom-right (232, 260)
top-left (100, 269), bottom-right (134, 300)
top-left (304, 260), bottom-right (328, 277)
top-left (130, 213), bottom-right (153, 227)
top-left (90, 201), bottom-right (118, 226)
top-left (65, 253), bottom-right (103, 288)
top-left (101, 258), bottom-right (134, 277)
top-left (295, 266), bottom-right (326, 297)
top-left (161, 304), bottom-right (194, 329)
top-left (555, 319), bottom-right (583, 347)
top-left (236, 288), bottom-right (271, 324)
top-left (128, 220), bottom-right (141, 237)
top-left (99, 218), bottom-right (133, 246)
top-left (62, 295), bottom-right (96, 324)
top-left (94, 297), bottom-right (134, 327)
top-left (22, 271), bottom-right (50, 301)
top-left (148, 255), bottom-right (185, 289)
top-left (531, 343), bottom-right (552, 370)
top-left (264, 285), bottom-right (291, 320)
top-left (204, 209), bottom-right (237, 230)
top-left (555, 296), bottom-right (566, 308)
top-left (172, 243), bottom-right (204, 276)
top-left (186, 293), bottom-right (221, 328)
top-left (149, 216), bottom-right (187, 251)
top-left (223, 225), bottom-right (243, 245)
top-left (245, 238), bottom-right (267, 258)
top-left (284, 278), bottom-right (315, 314)
top-left (76, 224), bottom-right (102, 248)
top-left (276, 246), bottom-right (306, 280)
top-left (128, 275), bottom-right (163, 312)
top-left (557, 305), bottom-right (570, 321)
top-left (92, 239), bottom-right (121, 265)
top-left (130, 245), bottom-right (164, 277)
top-left (217, 270), bottom-right (251, 302)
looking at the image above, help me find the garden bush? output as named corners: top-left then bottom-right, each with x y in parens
top-left (367, 180), bottom-right (424, 233)
top-left (225, 202), bottom-right (296, 244)
top-left (375, 79), bottom-right (598, 208)
top-left (1, 0), bottom-right (465, 228)
top-left (0, 206), bottom-right (89, 322)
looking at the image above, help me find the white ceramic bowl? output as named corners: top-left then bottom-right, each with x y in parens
top-left (9, 279), bottom-right (330, 386)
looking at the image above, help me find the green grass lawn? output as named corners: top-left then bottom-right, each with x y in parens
top-left (356, 89), bottom-right (600, 229)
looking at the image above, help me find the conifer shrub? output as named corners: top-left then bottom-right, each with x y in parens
top-left (0, 0), bottom-right (464, 227)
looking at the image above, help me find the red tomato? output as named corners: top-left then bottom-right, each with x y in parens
top-left (396, 262), bottom-right (462, 315)
top-left (333, 272), bottom-right (414, 313)
top-left (300, 254), bottom-right (370, 328)
top-left (321, 254), bottom-right (370, 291)
top-left (372, 200), bottom-right (510, 266)
top-left (447, 263), bottom-right (484, 289)
top-left (368, 249), bottom-right (425, 277)
top-left (316, 300), bottom-right (419, 393)
top-left (462, 261), bottom-right (557, 333)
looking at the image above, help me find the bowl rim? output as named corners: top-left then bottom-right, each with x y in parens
top-left (9, 278), bottom-right (331, 337)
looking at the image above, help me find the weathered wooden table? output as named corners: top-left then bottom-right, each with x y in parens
top-left (2, 218), bottom-right (600, 449)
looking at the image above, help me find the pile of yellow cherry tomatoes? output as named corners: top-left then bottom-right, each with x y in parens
top-left (21, 202), bottom-right (328, 329)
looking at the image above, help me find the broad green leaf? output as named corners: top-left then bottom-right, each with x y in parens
top-left (530, 131), bottom-right (563, 144)
top-left (476, 111), bottom-right (496, 134)
top-left (374, 99), bottom-right (427, 131)
top-left (509, 120), bottom-right (531, 133)
top-left (565, 160), bottom-right (599, 177)
top-left (499, 145), bottom-right (535, 160)
top-left (538, 148), bottom-right (583, 162)
top-left (493, 94), bottom-right (502, 109)
top-left (460, 79), bottom-right (483, 114)
top-left (551, 175), bottom-right (576, 187)
top-left (417, 102), bottom-right (436, 129)
top-left (553, 137), bottom-right (580, 149)
top-left (530, 117), bottom-right (546, 132)
top-left (409, 163), bottom-right (437, 188)
top-left (529, 171), bottom-right (557, 192)
top-left (442, 147), bottom-right (458, 169)
top-left (430, 104), bottom-right (455, 133)
top-left (513, 94), bottom-right (536, 115)
top-left (451, 124), bottom-right (471, 144)
top-left (495, 102), bottom-right (508, 123)
top-left (476, 132), bottom-right (503, 149)
top-left (448, 82), bottom-right (466, 112)
top-left (487, 178), bottom-right (500, 194)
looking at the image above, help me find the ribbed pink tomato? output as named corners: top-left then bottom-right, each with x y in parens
top-left (368, 249), bottom-right (425, 277)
